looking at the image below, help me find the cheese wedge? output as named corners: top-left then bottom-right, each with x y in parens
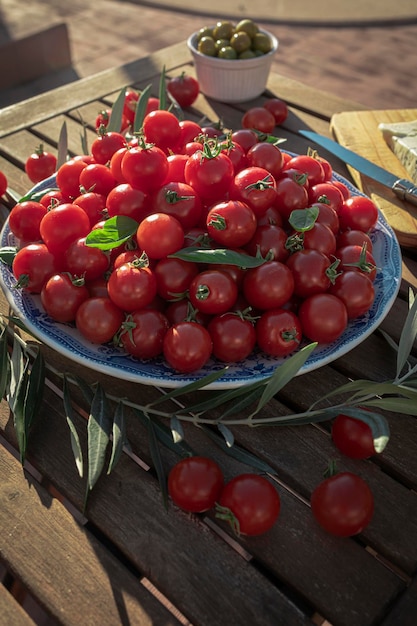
top-left (378, 119), bottom-right (417, 184)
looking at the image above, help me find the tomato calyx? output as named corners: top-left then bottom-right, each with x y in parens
top-left (195, 283), bottom-right (211, 302)
top-left (244, 174), bottom-right (275, 192)
top-left (164, 189), bottom-right (192, 205)
top-left (34, 143), bottom-right (47, 157)
top-left (325, 258), bottom-right (343, 284)
top-left (12, 273), bottom-right (30, 290)
top-left (207, 214), bottom-right (227, 231)
top-left (127, 251), bottom-right (150, 269)
top-left (323, 458), bottom-right (339, 479)
top-left (215, 502), bottom-right (241, 536)
top-left (341, 242), bottom-right (377, 275)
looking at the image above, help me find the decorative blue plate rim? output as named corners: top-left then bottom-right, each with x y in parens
top-left (0, 169), bottom-right (402, 390)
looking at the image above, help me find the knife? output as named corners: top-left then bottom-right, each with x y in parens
top-left (299, 130), bottom-right (417, 207)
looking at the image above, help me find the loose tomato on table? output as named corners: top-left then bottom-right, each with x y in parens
top-left (331, 413), bottom-right (376, 459)
top-left (0, 170), bottom-right (7, 196)
top-left (263, 97), bottom-right (288, 125)
top-left (241, 107), bottom-right (275, 134)
top-left (25, 144), bottom-right (57, 184)
top-left (168, 456), bottom-right (224, 513)
top-left (167, 72), bottom-right (200, 108)
top-left (217, 474), bottom-right (281, 536)
top-left (311, 471), bottom-right (374, 537)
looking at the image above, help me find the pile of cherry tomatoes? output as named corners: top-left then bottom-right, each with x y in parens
top-left (8, 87), bottom-right (379, 376)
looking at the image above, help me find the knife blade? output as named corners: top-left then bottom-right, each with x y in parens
top-left (299, 130), bottom-right (417, 207)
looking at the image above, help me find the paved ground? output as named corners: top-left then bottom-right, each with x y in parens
top-left (0, 0), bottom-right (416, 111)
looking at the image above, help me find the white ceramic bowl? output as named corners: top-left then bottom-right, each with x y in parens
top-left (187, 29), bottom-right (278, 103)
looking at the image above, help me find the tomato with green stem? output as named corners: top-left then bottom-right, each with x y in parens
top-left (25, 144), bottom-right (57, 184)
top-left (41, 273), bottom-right (89, 322)
top-left (168, 456), bottom-right (224, 513)
top-left (167, 72), bottom-right (200, 108)
top-left (256, 308), bottom-right (302, 357)
top-left (119, 309), bottom-right (169, 359)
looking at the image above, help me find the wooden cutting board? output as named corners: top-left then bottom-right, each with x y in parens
top-left (331, 108), bottom-right (417, 248)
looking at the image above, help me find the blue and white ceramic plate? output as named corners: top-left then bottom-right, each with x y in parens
top-left (0, 170), bottom-right (402, 389)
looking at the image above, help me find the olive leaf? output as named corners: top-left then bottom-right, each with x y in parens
top-left (107, 86), bottom-right (128, 132)
top-left (107, 401), bottom-right (126, 475)
top-left (0, 323), bottom-right (10, 401)
top-left (57, 121), bottom-right (68, 168)
top-left (133, 84), bottom-right (152, 133)
top-left (63, 374), bottom-right (84, 478)
top-left (146, 367), bottom-right (228, 407)
top-left (146, 413), bottom-right (169, 509)
top-left (158, 65), bottom-right (167, 111)
top-left (86, 383), bottom-right (112, 494)
top-left (171, 247), bottom-right (267, 268)
top-left (217, 423), bottom-right (234, 447)
top-left (170, 415), bottom-right (184, 444)
top-left (133, 407), bottom-right (194, 458)
top-left (24, 348), bottom-right (45, 430)
top-left (396, 288), bottom-right (417, 378)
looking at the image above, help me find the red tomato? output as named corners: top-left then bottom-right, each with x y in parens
top-left (151, 181), bottom-right (202, 230)
top-left (107, 261), bottom-right (157, 312)
top-left (39, 203), bottom-right (91, 256)
top-left (274, 174), bottom-right (309, 222)
top-left (246, 142), bottom-right (284, 179)
top-left (244, 224), bottom-right (289, 262)
top-left (73, 191), bottom-right (107, 227)
top-left (184, 149), bottom-right (234, 204)
top-left (332, 413), bottom-right (376, 459)
top-left (91, 131), bottom-right (126, 165)
top-left (286, 249), bottom-right (334, 298)
top-left (119, 309), bottom-right (169, 359)
top-left (12, 243), bottom-right (60, 293)
top-left (154, 257), bottom-right (199, 301)
top-left (230, 166), bottom-right (277, 216)
top-left (208, 313), bottom-right (256, 362)
top-left (163, 321), bottom-right (213, 373)
top-left (136, 213), bottom-right (184, 260)
top-left (311, 472), bottom-right (374, 537)
top-left (64, 236), bottom-right (110, 282)
top-left (41, 273), bottom-right (89, 322)
top-left (206, 200), bottom-right (257, 248)
top-left (168, 456), bottom-right (224, 513)
top-left (143, 109), bottom-right (181, 151)
top-left (178, 120), bottom-right (203, 147)
top-left (308, 182), bottom-right (344, 213)
top-left (0, 170), bottom-right (8, 196)
top-left (56, 158), bottom-right (88, 198)
top-left (312, 202), bottom-right (340, 235)
top-left (298, 293), bottom-right (348, 344)
top-left (338, 195), bottom-right (379, 233)
top-left (25, 145), bottom-right (57, 183)
top-left (241, 107), bottom-right (275, 134)
top-left (121, 144), bottom-right (168, 193)
top-left (39, 189), bottom-right (66, 210)
top-left (189, 270), bottom-right (238, 315)
top-left (231, 129), bottom-right (259, 153)
top-left (263, 98), bottom-right (288, 125)
top-left (284, 154), bottom-right (325, 187)
top-left (337, 244), bottom-right (377, 282)
top-left (78, 163), bottom-right (117, 197)
top-left (256, 308), bottom-right (302, 357)
top-left (329, 270), bottom-right (375, 319)
top-left (243, 261), bottom-right (294, 310)
top-left (76, 297), bottom-right (124, 344)
top-left (8, 200), bottom-right (47, 243)
top-left (217, 474), bottom-right (281, 536)
top-left (336, 229), bottom-right (373, 252)
top-left (167, 73), bottom-right (200, 108)
top-left (106, 183), bottom-right (149, 222)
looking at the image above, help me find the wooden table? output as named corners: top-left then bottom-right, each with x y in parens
top-left (1, 41), bottom-right (417, 626)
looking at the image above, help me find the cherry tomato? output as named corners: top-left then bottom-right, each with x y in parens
top-left (8, 200), bottom-right (47, 243)
top-left (119, 309), bottom-right (169, 359)
top-left (312, 202), bottom-right (340, 235)
top-left (184, 148), bottom-right (234, 204)
top-left (107, 261), bottom-right (157, 312)
top-left (91, 130), bottom-right (126, 165)
top-left (338, 195), bottom-right (379, 233)
top-left (208, 312), bottom-right (256, 362)
top-left (243, 261), bottom-right (294, 310)
top-left (78, 163), bottom-right (117, 197)
top-left (246, 142), bottom-right (284, 179)
top-left (241, 107), bottom-right (275, 134)
top-left (178, 120), bottom-right (203, 147)
top-left (167, 73), bottom-right (200, 108)
top-left (0, 170), bottom-right (8, 196)
top-left (168, 456), bottom-right (224, 513)
top-left (56, 158), bottom-right (88, 198)
top-left (106, 183), bottom-right (149, 222)
top-left (206, 200), bottom-right (257, 248)
top-left (263, 98), bottom-right (288, 125)
top-left (230, 166), bottom-right (277, 216)
top-left (39, 203), bottom-right (91, 257)
top-left (332, 413), bottom-right (376, 459)
top-left (64, 236), bottom-right (110, 282)
top-left (41, 273), bottom-right (89, 322)
top-left (337, 244), bottom-right (377, 282)
top-left (189, 270), bottom-right (238, 315)
top-left (163, 321), bottom-right (213, 373)
top-left (231, 128), bottom-right (259, 153)
top-left (274, 174), bottom-right (309, 222)
top-left (73, 191), bottom-right (107, 227)
top-left (143, 109), bottom-right (181, 152)
top-left (311, 472), bottom-right (374, 537)
top-left (25, 144), bottom-right (57, 183)
top-left (336, 229), bottom-right (373, 252)
top-left (284, 154), bottom-right (325, 187)
top-left (136, 213), bottom-right (184, 260)
top-left (121, 144), bottom-right (169, 193)
top-left (154, 257), bottom-right (199, 301)
top-left (39, 189), bottom-right (66, 210)
top-left (151, 181), bottom-right (202, 230)
top-left (244, 224), bottom-right (289, 262)
top-left (12, 243), bottom-right (60, 293)
top-left (286, 249), bottom-right (334, 298)
top-left (217, 474), bottom-right (281, 536)
top-left (75, 297), bottom-right (124, 343)
top-left (298, 293), bottom-right (348, 344)
top-left (256, 308), bottom-right (302, 357)
top-left (329, 270), bottom-right (375, 319)
top-left (308, 182), bottom-right (344, 213)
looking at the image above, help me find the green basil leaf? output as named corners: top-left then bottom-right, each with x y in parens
top-left (289, 206), bottom-right (319, 232)
top-left (171, 247), bottom-right (266, 268)
top-left (85, 215), bottom-right (138, 250)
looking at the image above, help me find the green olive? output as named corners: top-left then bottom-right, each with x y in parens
top-left (213, 21), bottom-right (234, 40)
top-left (215, 38), bottom-right (230, 53)
top-left (198, 36), bottom-right (217, 56)
top-left (230, 31), bottom-right (252, 53)
top-left (252, 32), bottom-right (273, 54)
top-left (239, 49), bottom-right (257, 59)
top-left (235, 19), bottom-right (259, 39)
top-left (218, 46), bottom-right (238, 60)
top-left (197, 26), bottom-right (214, 41)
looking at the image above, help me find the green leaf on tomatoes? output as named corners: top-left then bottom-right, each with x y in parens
top-left (0, 246), bottom-right (17, 267)
top-left (19, 186), bottom-right (59, 203)
top-left (85, 215), bottom-right (138, 250)
top-left (289, 206), bottom-right (319, 232)
top-left (171, 247), bottom-right (266, 268)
